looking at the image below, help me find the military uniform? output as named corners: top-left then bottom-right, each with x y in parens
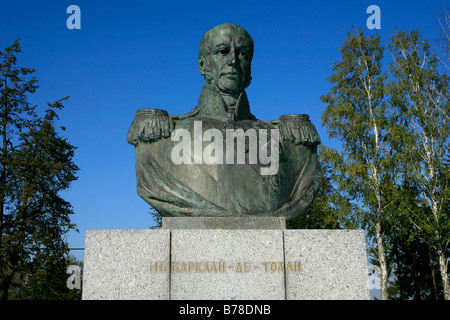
top-left (128, 84), bottom-right (320, 220)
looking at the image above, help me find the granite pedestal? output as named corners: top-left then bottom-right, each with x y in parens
top-left (82, 217), bottom-right (370, 300)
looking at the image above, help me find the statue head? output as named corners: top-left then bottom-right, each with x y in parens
top-left (198, 23), bottom-right (254, 95)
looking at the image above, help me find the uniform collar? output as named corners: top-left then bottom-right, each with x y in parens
top-left (191, 84), bottom-right (256, 121)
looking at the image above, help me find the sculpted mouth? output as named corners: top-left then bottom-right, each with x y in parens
top-left (222, 70), bottom-right (240, 76)
top-left (222, 72), bottom-right (241, 78)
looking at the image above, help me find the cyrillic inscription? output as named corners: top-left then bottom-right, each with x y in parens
top-left (149, 261), bottom-right (301, 273)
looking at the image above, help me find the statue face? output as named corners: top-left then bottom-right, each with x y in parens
top-left (203, 27), bottom-right (253, 95)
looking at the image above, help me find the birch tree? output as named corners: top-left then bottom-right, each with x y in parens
top-left (437, 8), bottom-right (450, 125)
top-left (321, 29), bottom-right (392, 299)
top-left (387, 29), bottom-right (450, 300)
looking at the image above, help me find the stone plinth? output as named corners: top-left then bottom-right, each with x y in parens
top-left (170, 229), bottom-right (285, 299)
top-left (82, 229), bottom-right (170, 300)
top-left (82, 218), bottom-right (370, 300)
top-left (284, 229), bottom-right (369, 299)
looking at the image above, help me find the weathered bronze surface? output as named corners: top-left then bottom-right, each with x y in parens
top-left (127, 23), bottom-right (320, 220)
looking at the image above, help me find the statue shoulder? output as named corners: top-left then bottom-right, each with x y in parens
top-left (275, 114), bottom-right (321, 146)
top-left (127, 109), bottom-right (175, 146)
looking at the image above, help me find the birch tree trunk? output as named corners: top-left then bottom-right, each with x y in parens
top-left (438, 252), bottom-right (450, 299)
top-left (375, 220), bottom-right (389, 299)
top-left (388, 29), bottom-right (450, 300)
top-left (321, 30), bottom-right (391, 299)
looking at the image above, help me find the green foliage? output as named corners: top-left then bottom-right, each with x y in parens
top-left (320, 26), bottom-right (450, 299)
top-left (321, 28), bottom-right (392, 232)
top-left (0, 40), bottom-right (79, 299)
top-left (8, 254), bottom-right (82, 300)
top-left (386, 29), bottom-right (450, 299)
top-left (149, 208), bottom-right (162, 229)
top-left (287, 144), bottom-right (361, 229)
top-left (387, 29), bottom-right (450, 239)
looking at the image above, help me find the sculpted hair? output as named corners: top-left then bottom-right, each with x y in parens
top-left (199, 23), bottom-right (254, 61)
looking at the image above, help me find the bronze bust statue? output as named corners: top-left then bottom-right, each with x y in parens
top-left (127, 23), bottom-right (320, 220)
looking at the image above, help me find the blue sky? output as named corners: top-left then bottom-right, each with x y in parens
top-left (1, 0), bottom-right (448, 261)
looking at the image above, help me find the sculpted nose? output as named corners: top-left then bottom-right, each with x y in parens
top-left (227, 48), bottom-right (238, 66)
top-left (227, 57), bottom-right (236, 66)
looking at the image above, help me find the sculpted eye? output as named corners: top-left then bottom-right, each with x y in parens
top-left (239, 50), bottom-right (250, 59)
top-left (215, 46), bottom-right (229, 55)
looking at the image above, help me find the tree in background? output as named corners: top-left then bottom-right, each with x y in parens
top-left (287, 144), bottom-right (362, 230)
top-left (387, 29), bottom-right (450, 300)
top-left (320, 26), bottom-right (449, 299)
top-left (149, 208), bottom-right (162, 229)
top-left (386, 175), bottom-right (444, 299)
top-left (0, 40), bottom-right (79, 299)
top-left (7, 254), bottom-right (82, 300)
top-left (320, 29), bottom-right (393, 299)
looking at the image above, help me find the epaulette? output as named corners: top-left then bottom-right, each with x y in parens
top-left (127, 109), bottom-right (174, 146)
top-left (276, 114), bottom-right (321, 147)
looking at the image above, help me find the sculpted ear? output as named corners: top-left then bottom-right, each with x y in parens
top-left (198, 58), bottom-right (207, 76)
top-left (198, 57), bottom-right (215, 86)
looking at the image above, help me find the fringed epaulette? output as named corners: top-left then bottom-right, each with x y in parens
top-left (277, 114), bottom-right (321, 147)
top-left (127, 109), bottom-right (174, 146)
